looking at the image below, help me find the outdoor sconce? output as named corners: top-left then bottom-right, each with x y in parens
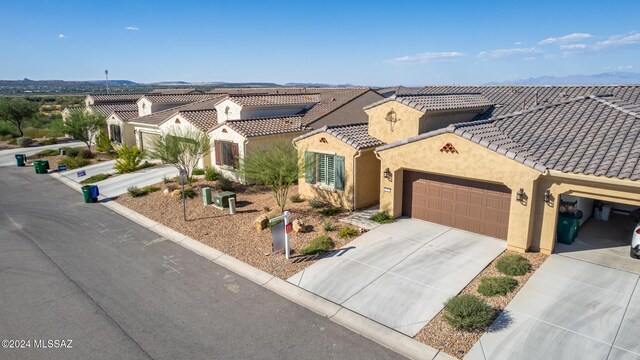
top-left (383, 168), bottom-right (393, 181)
top-left (544, 189), bottom-right (552, 203)
top-left (516, 188), bottom-right (526, 202)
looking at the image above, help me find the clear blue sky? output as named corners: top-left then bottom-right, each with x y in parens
top-left (1, 0), bottom-right (639, 86)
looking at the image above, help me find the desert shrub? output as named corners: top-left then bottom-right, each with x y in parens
top-left (162, 175), bottom-right (173, 184)
top-left (300, 235), bottom-right (335, 255)
top-left (40, 138), bottom-right (57, 146)
top-left (35, 149), bottom-right (60, 157)
top-left (59, 147), bottom-right (80, 158)
top-left (79, 149), bottom-right (94, 159)
top-left (16, 137), bottom-right (33, 147)
top-left (204, 167), bottom-right (219, 181)
top-left (114, 145), bottom-right (146, 174)
top-left (477, 276), bottom-right (519, 296)
top-left (58, 156), bottom-right (90, 169)
top-left (370, 211), bottom-right (394, 224)
top-left (290, 193), bottom-right (304, 203)
top-left (128, 186), bottom-right (143, 197)
top-left (321, 206), bottom-right (342, 216)
top-left (145, 185), bottom-right (161, 194)
top-left (95, 130), bottom-right (112, 153)
top-left (218, 174), bottom-right (234, 191)
top-left (23, 128), bottom-right (49, 138)
top-left (8, 138), bottom-right (17, 145)
top-left (443, 294), bottom-right (494, 331)
top-left (181, 188), bottom-right (197, 198)
top-left (496, 254), bottom-right (531, 276)
top-left (308, 198), bottom-right (322, 209)
top-left (337, 227), bottom-right (358, 238)
top-left (137, 161), bottom-right (155, 170)
top-left (79, 173), bottom-right (111, 184)
top-left (192, 167), bottom-right (205, 175)
top-left (323, 221), bottom-right (334, 231)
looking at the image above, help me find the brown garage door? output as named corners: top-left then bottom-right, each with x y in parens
top-left (140, 132), bottom-right (160, 152)
top-left (403, 171), bottom-right (511, 239)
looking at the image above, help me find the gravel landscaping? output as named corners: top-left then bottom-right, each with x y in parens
top-left (26, 146), bottom-right (114, 170)
top-left (116, 179), bottom-right (362, 279)
top-left (414, 250), bottom-right (548, 359)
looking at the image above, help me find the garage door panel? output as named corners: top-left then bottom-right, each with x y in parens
top-left (404, 171), bottom-right (511, 240)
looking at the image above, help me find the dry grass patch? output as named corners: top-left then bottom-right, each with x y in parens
top-left (414, 250), bottom-right (547, 359)
top-left (116, 183), bottom-right (359, 279)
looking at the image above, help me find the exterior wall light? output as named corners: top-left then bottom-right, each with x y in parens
top-left (544, 189), bottom-right (552, 203)
top-left (383, 168), bottom-right (393, 181)
top-left (516, 188), bottom-right (526, 202)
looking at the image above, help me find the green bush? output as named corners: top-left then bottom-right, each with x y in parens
top-left (496, 254), bottom-right (531, 276)
top-left (8, 138), bottom-right (17, 145)
top-left (35, 149), bottom-right (60, 157)
top-left (204, 167), bottom-right (219, 181)
top-left (59, 147), bottom-right (80, 158)
top-left (162, 175), bottom-right (173, 184)
top-left (308, 198), bottom-right (322, 209)
top-left (337, 227), bottom-right (359, 238)
top-left (321, 206), bottom-right (342, 216)
top-left (79, 149), bottom-right (94, 159)
top-left (40, 138), bottom-right (57, 146)
top-left (290, 193), bottom-right (304, 203)
top-left (16, 137), bottom-right (33, 147)
top-left (443, 294), bottom-right (494, 331)
top-left (300, 235), bottom-right (335, 255)
top-left (218, 174), bottom-right (234, 191)
top-left (181, 188), bottom-right (197, 198)
top-left (192, 167), bottom-right (205, 175)
top-left (79, 173), bottom-right (111, 184)
top-left (370, 211), bottom-right (394, 224)
top-left (23, 128), bottom-right (49, 138)
top-left (94, 130), bottom-right (112, 153)
top-left (58, 156), bottom-right (90, 169)
top-left (114, 145), bottom-right (146, 174)
top-left (323, 221), bottom-right (334, 231)
top-left (127, 185), bottom-right (161, 197)
top-left (145, 185), bottom-right (161, 194)
top-left (477, 276), bottom-right (519, 296)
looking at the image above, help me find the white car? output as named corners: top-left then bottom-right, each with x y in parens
top-left (632, 223), bottom-right (640, 259)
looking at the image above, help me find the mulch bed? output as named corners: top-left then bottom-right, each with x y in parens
top-left (116, 180), bottom-right (362, 279)
top-left (414, 251), bottom-right (548, 358)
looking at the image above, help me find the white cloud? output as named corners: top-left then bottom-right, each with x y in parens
top-left (618, 65), bottom-right (634, 70)
top-left (559, 44), bottom-right (587, 50)
top-left (477, 48), bottom-right (543, 60)
top-left (593, 31), bottom-right (640, 50)
top-left (58, 34), bottom-right (67, 39)
top-left (539, 33), bottom-right (593, 45)
top-left (384, 51), bottom-right (465, 65)
top-left (125, 26), bottom-right (139, 31)
top-left (514, 41), bottom-right (523, 45)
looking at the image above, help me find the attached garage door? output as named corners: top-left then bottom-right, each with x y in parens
top-left (139, 132), bottom-right (160, 152)
top-left (403, 171), bottom-right (511, 239)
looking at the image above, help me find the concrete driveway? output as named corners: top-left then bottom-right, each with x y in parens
top-left (0, 141), bottom-right (84, 166)
top-left (288, 218), bottom-right (506, 336)
top-left (59, 160), bottom-right (117, 182)
top-left (465, 255), bottom-right (640, 360)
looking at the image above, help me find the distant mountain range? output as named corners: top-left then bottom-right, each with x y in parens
top-left (486, 72), bottom-right (640, 86)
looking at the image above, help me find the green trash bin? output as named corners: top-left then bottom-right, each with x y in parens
top-left (41, 159), bottom-right (50, 170)
top-left (33, 160), bottom-right (47, 174)
top-left (202, 187), bottom-right (212, 205)
top-left (81, 185), bottom-right (99, 203)
top-left (15, 154), bottom-right (26, 167)
top-left (557, 211), bottom-right (583, 245)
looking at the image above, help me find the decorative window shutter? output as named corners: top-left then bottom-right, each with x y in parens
top-left (214, 141), bottom-right (221, 165)
top-left (304, 152), bottom-right (316, 184)
top-left (231, 143), bottom-right (239, 167)
top-left (334, 155), bottom-right (345, 190)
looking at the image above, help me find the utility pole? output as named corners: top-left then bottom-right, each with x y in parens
top-left (105, 70), bottom-right (110, 94)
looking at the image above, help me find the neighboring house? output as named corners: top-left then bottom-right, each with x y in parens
top-left (294, 85), bottom-right (640, 256)
top-left (136, 93), bottom-right (217, 116)
top-left (105, 110), bottom-right (139, 146)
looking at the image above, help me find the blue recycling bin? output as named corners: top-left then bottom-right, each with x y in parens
top-left (81, 185), bottom-right (100, 203)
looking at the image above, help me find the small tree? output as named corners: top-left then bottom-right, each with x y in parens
top-left (62, 110), bottom-right (106, 152)
top-left (0, 97), bottom-right (39, 137)
top-left (95, 129), bottom-right (113, 153)
top-left (240, 141), bottom-right (301, 213)
top-left (149, 127), bottom-right (210, 185)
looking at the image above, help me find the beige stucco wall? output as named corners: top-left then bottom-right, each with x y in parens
top-left (532, 173), bottom-right (640, 254)
top-left (294, 131), bottom-right (358, 210)
top-left (366, 101), bottom-right (426, 144)
top-left (377, 132), bottom-right (541, 252)
top-left (107, 115), bottom-right (136, 147)
top-left (354, 149), bottom-right (380, 209)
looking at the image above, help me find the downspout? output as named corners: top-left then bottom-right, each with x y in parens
top-left (352, 149), bottom-right (363, 211)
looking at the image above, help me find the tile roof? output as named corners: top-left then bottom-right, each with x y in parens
top-left (140, 93), bottom-right (217, 104)
top-left (293, 123), bottom-right (383, 150)
top-left (130, 97), bottom-right (223, 126)
top-left (90, 103), bottom-right (139, 117)
top-left (88, 93), bottom-right (146, 103)
top-left (223, 93), bottom-right (321, 107)
top-left (416, 85), bottom-right (640, 119)
top-left (109, 110), bottom-right (139, 122)
top-left (222, 115), bottom-right (307, 138)
top-left (364, 93), bottom-right (494, 112)
top-left (378, 95), bottom-right (640, 181)
top-left (176, 109), bottom-right (217, 132)
top-left (150, 88), bottom-right (203, 95)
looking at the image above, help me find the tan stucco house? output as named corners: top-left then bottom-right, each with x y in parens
top-left (294, 86), bottom-right (640, 256)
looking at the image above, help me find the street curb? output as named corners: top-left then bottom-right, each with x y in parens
top-left (50, 173), bottom-right (448, 360)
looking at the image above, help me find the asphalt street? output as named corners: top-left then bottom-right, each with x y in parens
top-left (0, 165), bottom-right (403, 360)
